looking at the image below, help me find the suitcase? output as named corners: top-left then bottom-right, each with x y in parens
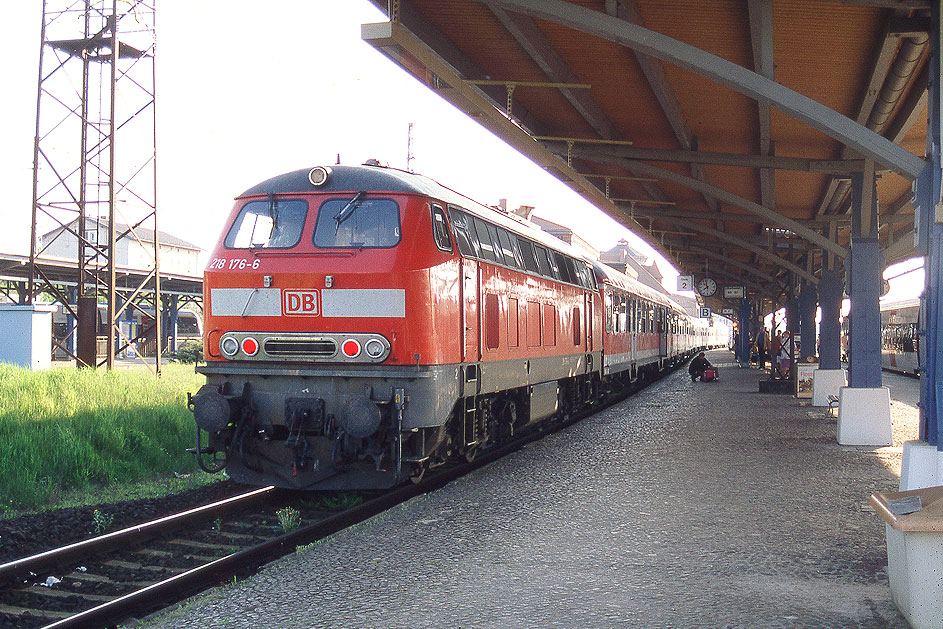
top-left (702, 367), bottom-right (718, 382)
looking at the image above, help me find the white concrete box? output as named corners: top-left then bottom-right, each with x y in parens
top-left (871, 486), bottom-right (943, 629)
top-left (0, 304), bottom-right (56, 370)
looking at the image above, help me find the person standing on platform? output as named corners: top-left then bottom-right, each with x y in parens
top-left (755, 328), bottom-right (768, 369)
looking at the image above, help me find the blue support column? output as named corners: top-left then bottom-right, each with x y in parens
top-left (737, 298), bottom-right (752, 364)
top-left (919, 1), bottom-right (943, 449)
top-left (798, 282), bottom-right (817, 361)
top-left (818, 269), bottom-right (843, 370)
top-left (847, 166), bottom-right (883, 389)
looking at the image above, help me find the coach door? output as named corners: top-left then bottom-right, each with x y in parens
top-left (461, 258), bottom-right (480, 362)
top-left (584, 292), bottom-right (593, 352)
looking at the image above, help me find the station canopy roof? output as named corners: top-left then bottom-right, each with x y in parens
top-left (363, 0), bottom-right (932, 303)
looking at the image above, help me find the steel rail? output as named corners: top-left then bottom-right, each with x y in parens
top-left (0, 486), bottom-right (277, 587)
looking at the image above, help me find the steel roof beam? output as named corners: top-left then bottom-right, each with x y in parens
top-left (488, 0), bottom-right (926, 179)
top-left (482, 3), bottom-right (679, 213)
top-left (748, 0), bottom-right (775, 215)
top-left (484, 4), bottom-right (620, 140)
top-left (576, 147), bottom-right (848, 258)
top-left (539, 140), bottom-right (869, 174)
top-left (368, 0), bottom-right (550, 136)
top-left (604, 0), bottom-right (720, 216)
top-left (626, 208), bottom-right (818, 283)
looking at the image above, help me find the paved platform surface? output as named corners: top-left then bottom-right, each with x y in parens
top-left (144, 350), bottom-right (919, 628)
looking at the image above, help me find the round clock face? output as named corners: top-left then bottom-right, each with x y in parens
top-left (696, 277), bottom-right (718, 297)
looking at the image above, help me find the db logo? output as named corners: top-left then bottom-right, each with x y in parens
top-left (283, 290), bottom-right (319, 316)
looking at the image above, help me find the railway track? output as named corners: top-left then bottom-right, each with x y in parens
top-left (0, 368), bottom-right (680, 628)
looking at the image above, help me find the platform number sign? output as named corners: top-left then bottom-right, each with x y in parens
top-left (699, 306), bottom-right (711, 318)
top-left (677, 274), bottom-right (694, 291)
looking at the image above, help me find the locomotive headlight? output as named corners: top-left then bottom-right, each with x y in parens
top-left (241, 337), bottom-right (259, 356)
top-left (342, 339), bottom-right (361, 358)
top-left (364, 338), bottom-right (385, 359)
top-left (308, 166), bottom-right (331, 187)
top-left (220, 336), bottom-right (239, 357)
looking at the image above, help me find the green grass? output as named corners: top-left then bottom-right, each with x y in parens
top-left (0, 363), bottom-right (208, 515)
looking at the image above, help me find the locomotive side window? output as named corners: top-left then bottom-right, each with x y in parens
top-left (497, 228), bottom-right (524, 270)
top-left (314, 197), bottom-right (401, 248)
top-left (447, 208), bottom-right (478, 257)
top-left (533, 245), bottom-right (552, 277)
top-left (486, 223), bottom-right (510, 267)
top-left (431, 204), bottom-right (453, 252)
top-left (225, 199), bottom-right (308, 249)
top-left (470, 216), bottom-right (498, 262)
top-left (518, 239), bottom-right (540, 274)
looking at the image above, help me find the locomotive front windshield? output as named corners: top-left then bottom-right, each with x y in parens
top-left (225, 199), bottom-right (308, 249)
top-left (313, 197), bottom-right (400, 248)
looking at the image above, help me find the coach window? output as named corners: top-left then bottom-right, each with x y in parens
top-left (314, 197), bottom-right (400, 248)
top-left (226, 199), bottom-right (308, 249)
top-left (606, 291), bottom-right (616, 334)
top-left (431, 204), bottom-right (453, 252)
top-left (619, 295), bottom-right (627, 333)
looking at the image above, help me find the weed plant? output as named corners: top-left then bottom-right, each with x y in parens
top-left (0, 363), bottom-right (205, 513)
top-left (276, 506), bottom-right (302, 532)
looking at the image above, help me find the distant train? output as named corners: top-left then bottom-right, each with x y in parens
top-left (52, 303), bottom-right (202, 360)
top-left (840, 297), bottom-right (920, 376)
top-left (188, 163), bottom-right (725, 490)
top-left (879, 298), bottom-right (920, 376)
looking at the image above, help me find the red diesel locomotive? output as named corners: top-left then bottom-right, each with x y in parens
top-left (189, 163), bottom-right (718, 489)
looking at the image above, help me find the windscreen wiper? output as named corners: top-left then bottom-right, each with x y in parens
top-left (334, 191), bottom-right (366, 234)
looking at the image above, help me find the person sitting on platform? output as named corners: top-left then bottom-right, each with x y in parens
top-left (689, 352), bottom-right (712, 382)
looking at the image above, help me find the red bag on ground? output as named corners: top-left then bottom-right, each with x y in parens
top-left (702, 367), bottom-right (718, 382)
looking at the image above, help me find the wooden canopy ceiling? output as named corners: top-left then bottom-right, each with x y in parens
top-left (363, 0), bottom-right (931, 303)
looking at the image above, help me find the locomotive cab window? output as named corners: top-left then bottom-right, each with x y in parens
top-left (225, 199), bottom-right (308, 249)
top-left (431, 204), bottom-right (453, 252)
top-left (313, 197), bottom-right (400, 248)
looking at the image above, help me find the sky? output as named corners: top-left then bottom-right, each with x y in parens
top-left (1, 2), bottom-right (666, 273)
top-left (0, 0), bottom-right (924, 303)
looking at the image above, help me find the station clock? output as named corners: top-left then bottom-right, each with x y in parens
top-left (696, 277), bottom-right (718, 297)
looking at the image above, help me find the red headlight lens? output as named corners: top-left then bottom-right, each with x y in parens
top-left (241, 337), bottom-right (259, 356)
top-left (342, 339), bottom-right (361, 358)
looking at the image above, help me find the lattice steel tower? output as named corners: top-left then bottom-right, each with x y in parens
top-left (29, 0), bottom-right (161, 373)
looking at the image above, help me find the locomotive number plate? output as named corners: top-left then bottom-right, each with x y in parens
top-left (283, 290), bottom-right (319, 316)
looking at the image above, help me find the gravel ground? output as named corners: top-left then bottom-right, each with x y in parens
top-left (142, 354), bottom-right (920, 628)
